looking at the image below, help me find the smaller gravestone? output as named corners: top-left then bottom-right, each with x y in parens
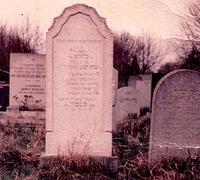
top-left (113, 75), bottom-right (152, 129)
top-left (112, 68), bottom-right (118, 106)
top-left (128, 75), bottom-right (152, 109)
top-left (9, 53), bottom-right (45, 110)
top-left (128, 76), bottom-right (137, 88)
top-left (113, 87), bottom-right (139, 125)
top-left (7, 53), bottom-right (46, 121)
top-left (136, 75), bottom-right (152, 109)
top-left (149, 70), bottom-right (200, 163)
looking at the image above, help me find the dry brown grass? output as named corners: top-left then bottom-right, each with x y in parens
top-left (39, 155), bottom-right (115, 179)
top-left (114, 114), bottom-right (200, 179)
top-left (0, 115), bottom-right (200, 179)
top-left (0, 122), bottom-right (44, 179)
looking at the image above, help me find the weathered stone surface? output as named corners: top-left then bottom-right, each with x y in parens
top-left (113, 75), bottom-right (151, 128)
top-left (45, 4), bottom-right (113, 157)
top-left (113, 87), bottom-right (139, 124)
top-left (128, 76), bottom-right (137, 88)
top-left (112, 68), bottom-right (118, 106)
top-left (128, 75), bottom-right (152, 109)
top-left (136, 75), bottom-right (152, 109)
top-left (149, 70), bottom-right (200, 163)
top-left (9, 53), bottom-right (45, 110)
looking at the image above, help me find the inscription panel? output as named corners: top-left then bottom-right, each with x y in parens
top-left (51, 13), bottom-right (106, 140)
top-left (155, 86), bottom-right (200, 145)
top-left (10, 54), bottom-right (45, 110)
top-left (53, 39), bottom-right (103, 127)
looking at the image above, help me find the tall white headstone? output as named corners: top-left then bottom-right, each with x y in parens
top-left (45, 4), bottom-right (113, 157)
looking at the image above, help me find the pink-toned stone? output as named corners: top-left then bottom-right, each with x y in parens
top-left (128, 75), bottom-right (152, 109)
top-left (112, 68), bottom-right (118, 106)
top-left (136, 75), bottom-right (152, 109)
top-left (113, 87), bottom-right (139, 124)
top-left (9, 53), bottom-right (45, 109)
top-left (45, 4), bottom-right (113, 157)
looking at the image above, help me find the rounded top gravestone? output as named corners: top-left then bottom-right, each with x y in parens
top-left (45, 4), bottom-right (113, 157)
top-left (149, 69), bottom-right (200, 162)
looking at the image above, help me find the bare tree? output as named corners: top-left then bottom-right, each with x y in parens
top-left (113, 32), bottom-right (162, 86)
top-left (0, 18), bottom-right (44, 82)
top-left (178, 2), bottom-right (200, 71)
top-left (184, 2), bottom-right (200, 43)
top-left (157, 62), bottom-right (181, 75)
top-left (113, 32), bottom-right (140, 86)
top-left (136, 35), bottom-right (162, 74)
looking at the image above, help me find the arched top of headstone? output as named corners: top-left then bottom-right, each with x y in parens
top-left (153, 69), bottom-right (200, 102)
top-left (47, 4), bottom-right (112, 38)
top-left (117, 87), bottom-right (136, 93)
top-left (116, 87), bottom-right (138, 98)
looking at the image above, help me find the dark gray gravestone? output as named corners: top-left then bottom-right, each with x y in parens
top-left (149, 70), bottom-right (200, 163)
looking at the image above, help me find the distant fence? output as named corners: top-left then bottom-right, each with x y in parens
top-left (0, 82), bottom-right (9, 111)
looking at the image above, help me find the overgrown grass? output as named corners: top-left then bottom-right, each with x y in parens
top-left (0, 123), bottom-right (44, 179)
top-left (113, 114), bottom-right (200, 179)
top-left (0, 115), bottom-right (200, 179)
top-left (39, 156), bottom-right (115, 179)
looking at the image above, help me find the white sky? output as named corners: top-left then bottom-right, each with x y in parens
top-left (0, 0), bottom-right (195, 39)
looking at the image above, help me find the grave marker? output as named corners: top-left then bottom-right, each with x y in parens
top-left (113, 87), bottom-right (139, 124)
top-left (149, 70), bottom-right (200, 162)
top-left (45, 4), bottom-right (113, 157)
top-left (112, 68), bottom-right (118, 106)
top-left (9, 53), bottom-right (45, 110)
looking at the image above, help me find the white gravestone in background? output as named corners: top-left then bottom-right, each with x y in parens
top-left (136, 75), bottom-right (152, 109)
top-left (113, 75), bottom-right (152, 128)
top-left (112, 68), bottom-right (118, 106)
top-left (45, 4), bottom-right (113, 157)
top-left (113, 87), bottom-right (139, 124)
top-left (9, 53), bottom-right (45, 110)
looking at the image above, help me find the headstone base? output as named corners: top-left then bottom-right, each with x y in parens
top-left (5, 106), bottom-right (45, 125)
top-left (0, 112), bottom-right (6, 124)
top-left (149, 146), bottom-right (200, 163)
top-left (6, 106), bottom-right (20, 118)
top-left (40, 154), bottom-right (118, 174)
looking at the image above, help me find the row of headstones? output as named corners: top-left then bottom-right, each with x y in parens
top-left (8, 53), bottom-right (152, 127)
top-left (114, 69), bottom-right (200, 163)
top-left (6, 4), bottom-right (200, 164)
top-left (113, 74), bottom-right (152, 129)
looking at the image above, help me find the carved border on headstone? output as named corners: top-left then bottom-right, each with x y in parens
top-left (46, 4), bottom-right (113, 131)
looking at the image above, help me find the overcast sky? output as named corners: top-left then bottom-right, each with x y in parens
top-left (0, 0), bottom-right (195, 39)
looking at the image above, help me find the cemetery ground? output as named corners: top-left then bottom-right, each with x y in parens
top-left (0, 114), bottom-right (200, 179)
